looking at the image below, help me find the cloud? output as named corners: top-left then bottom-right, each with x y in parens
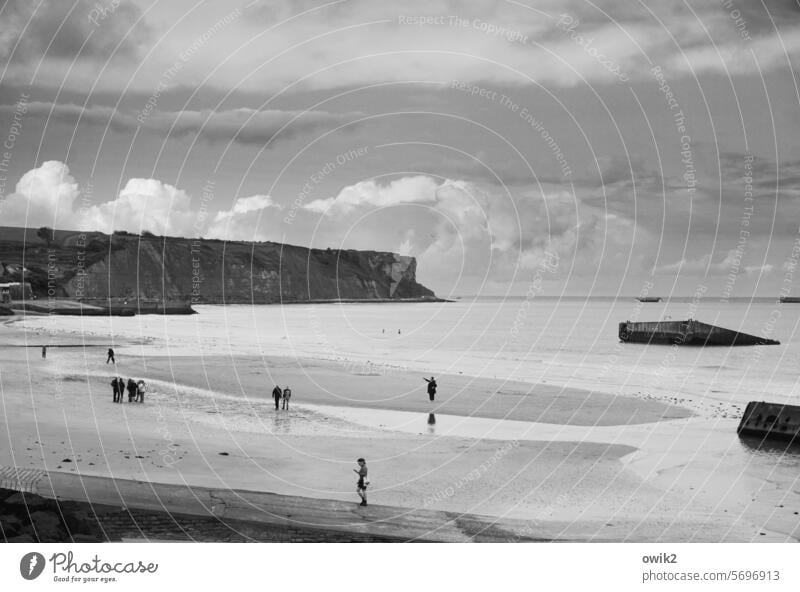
top-left (1, 0), bottom-right (151, 63)
top-left (5, 0), bottom-right (799, 95)
top-left (656, 248), bottom-right (775, 277)
top-left (304, 173), bottom-right (648, 283)
top-left (0, 160), bottom-right (80, 228)
top-left (206, 194), bottom-right (281, 240)
top-left (304, 175), bottom-right (440, 214)
top-left (0, 161), bottom-right (279, 239)
top-left (85, 178), bottom-right (195, 236)
top-left (0, 102), bottom-right (360, 146)
top-left (215, 194), bottom-right (277, 217)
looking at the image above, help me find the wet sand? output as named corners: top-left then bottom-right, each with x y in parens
top-left (1, 322), bottom-right (797, 541)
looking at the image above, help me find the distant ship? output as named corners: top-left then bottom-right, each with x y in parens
top-left (636, 296), bottom-right (662, 302)
top-left (779, 297), bottom-right (800, 303)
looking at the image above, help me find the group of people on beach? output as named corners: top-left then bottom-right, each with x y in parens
top-left (104, 347), bottom-right (147, 404)
top-left (111, 377), bottom-right (146, 403)
top-left (100, 344), bottom-right (437, 510)
top-left (272, 385), bottom-right (292, 409)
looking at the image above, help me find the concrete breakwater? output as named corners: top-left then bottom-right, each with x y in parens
top-left (618, 319), bottom-right (779, 346)
top-left (9, 299), bottom-right (195, 316)
top-left (738, 401), bottom-right (800, 443)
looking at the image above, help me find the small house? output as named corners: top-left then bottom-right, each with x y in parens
top-left (0, 282), bottom-right (33, 303)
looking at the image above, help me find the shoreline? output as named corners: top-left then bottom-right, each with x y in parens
top-left (1, 322), bottom-right (798, 541)
top-left (2, 296), bottom-right (453, 318)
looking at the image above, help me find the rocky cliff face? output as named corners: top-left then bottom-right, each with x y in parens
top-left (0, 227), bottom-right (437, 303)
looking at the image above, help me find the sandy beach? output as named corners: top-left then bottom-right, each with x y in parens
top-left (1, 318), bottom-right (798, 542)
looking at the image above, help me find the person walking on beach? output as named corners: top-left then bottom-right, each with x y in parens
top-left (136, 380), bottom-right (146, 403)
top-left (282, 386), bottom-right (292, 410)
top-left (354, 458), bottom-right (368, 506)
top-left (111, 377), bottom-right (121, 403)
top-left (41, 345), bottom-right (47, 359)
top-left (424, 376), bottom-right (437, 401)
top-left (272, 385), bottom-right (283, 410)
top-left (127, 378), bottom-right (137, 403)
top-left (106, 348), bottom-right (115, 364)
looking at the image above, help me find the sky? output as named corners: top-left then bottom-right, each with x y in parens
top-left (1, 0), bottom-right (799, 297)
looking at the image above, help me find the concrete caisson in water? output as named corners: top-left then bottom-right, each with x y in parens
top-left (738, 401), bottom-right (800, 443)
top-left (618, 319), bottom-right (779, 346)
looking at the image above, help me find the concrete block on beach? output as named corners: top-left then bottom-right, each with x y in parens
top-left (738, 401), bottom-right (800, 443)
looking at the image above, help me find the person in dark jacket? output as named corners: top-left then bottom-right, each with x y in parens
top-left (111, 377), bottom-right (121, 403)
top-left (127, 379), bottom-right (138, 403)
top-left (106, 348), bottom-right (115, 364)
top-left (272, 385), bottom-right (283, 410)
top-left (282, 387), bottom-right (292, 410)
top-left (423, 376), bottom-right (437, 401)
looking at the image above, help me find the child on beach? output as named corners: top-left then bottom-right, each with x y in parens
top-left (282, 386), bottom-right (292, 409)
top-left (354, 458), bottom-right (368, 506)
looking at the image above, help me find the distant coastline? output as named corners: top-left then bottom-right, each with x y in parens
top-left (458, 295), bottom-right (787, 303)
top-left (220, 297), bottom-right (454, 305)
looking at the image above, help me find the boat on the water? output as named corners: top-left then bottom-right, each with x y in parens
top-left (636, 297), bottom-right (662, 302)
top-left (779, 296), bottom-right (800, 303)
top-left (738, 401), bottom-right (800, 443)
top-left (618, 319), bottom-right (779, 346)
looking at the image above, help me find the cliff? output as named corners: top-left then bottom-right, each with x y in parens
top-left (0, 226), bottom-right (438, 304)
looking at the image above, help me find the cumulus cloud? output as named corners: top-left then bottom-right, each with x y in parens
top-left (304, 175), bottom-right (440, 214)
top-left (1, 160), bottom-right (80, 228)
top-left (85, 178), bottom-right (195, 236)
top-left (207, 194), bottom-right (281, 240)
top-left (306, 174), bottom-right (646, 284)
top-left (0, 161), bottom-right (279, 239)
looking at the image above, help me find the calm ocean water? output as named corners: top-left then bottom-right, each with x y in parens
top-left (25, 297), bottom-right (800, 406)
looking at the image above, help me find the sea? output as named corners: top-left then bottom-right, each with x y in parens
top-left (20, 296), bottom-right (800, 408)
